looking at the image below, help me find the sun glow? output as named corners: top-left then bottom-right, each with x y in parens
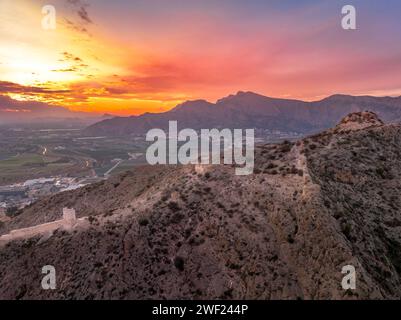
top-left (0, 0), bottom-right (126, 109)
top-left (1, 0), bottom-right (401, 115)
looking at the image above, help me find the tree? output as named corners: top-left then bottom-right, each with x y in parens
top-left (5, 206), bottom-right (20, 218)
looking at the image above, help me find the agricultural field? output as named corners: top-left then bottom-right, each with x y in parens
top-left (0, 152), bottom-right (85, 185)
top-left (0, 127), bottom-right (149, 185)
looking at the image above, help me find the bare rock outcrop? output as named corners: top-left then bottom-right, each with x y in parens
top-left (334, 111), bottom-right (384, 133)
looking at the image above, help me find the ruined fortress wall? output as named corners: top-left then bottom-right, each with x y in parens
top-left (0, 208), bottom-right (78, 244)
top-left (8, 220), bottom-right (65, 240)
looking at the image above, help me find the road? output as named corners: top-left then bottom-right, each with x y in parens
top-left (104, 160), bottom-right (123, 178)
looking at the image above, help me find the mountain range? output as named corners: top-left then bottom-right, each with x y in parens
top-left (84, 92), bottom-right (401, 136)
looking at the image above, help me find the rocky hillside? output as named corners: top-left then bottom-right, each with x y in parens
top-left (83, 92), bottom-right (401, 136)
top-left (334, 111), bottom-right (384, 132)
top-left (0, 112), bottom-right (400, 300)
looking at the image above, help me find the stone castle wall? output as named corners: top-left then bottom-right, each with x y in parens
top-left (0, 208), bottom-right (77, 245)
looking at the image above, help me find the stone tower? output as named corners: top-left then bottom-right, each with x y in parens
top-left (63, 207), bottom-right (76, 229)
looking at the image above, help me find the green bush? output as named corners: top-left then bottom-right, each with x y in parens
top-left (5, 206), bottom-right (21, 218)
top-left (168, 201), bottom-right (181, 212)
top-left (138, 217), bottom-right (149, 226)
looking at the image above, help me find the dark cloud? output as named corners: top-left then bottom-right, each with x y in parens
top-left (61, 51), bottom-right (82, 61)
top-left (66, 0), bottom-right (92, 24)
top-left (0, 95), bottom-right (73, 118)
top-left (52, 52), bottom-right (88, 73)
top-left (0, 95), bottom-right (102, 125)
top-left (62, 0), bottom-right (93, 36)
top-left (51, 68), bottom-right (77, 72)
top-left (64, 18), bottom-right (88, 34)
top-left (77, 5), bottom-right (92, 24)
top-left (0, 81), bottom-right (70, 94)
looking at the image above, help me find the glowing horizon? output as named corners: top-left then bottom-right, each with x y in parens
top-left (1, 0), bottom-right (401, 116)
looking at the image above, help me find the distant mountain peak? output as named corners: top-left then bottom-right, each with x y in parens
top-left (179, 99), bottom-right (211, 105)
top-left (101, 113), bottom-right (116, 118)
top-left (234, 90), bottom-right (256, 96)
top-left (171, 99), bottom-right (214, 112)
top-left (217, 91), bottom-right (266, 103)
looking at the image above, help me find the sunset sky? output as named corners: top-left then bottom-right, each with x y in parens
top-left (1, 0), bottom-right (401, 115)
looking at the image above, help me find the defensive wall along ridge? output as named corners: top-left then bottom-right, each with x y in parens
top-left (0, 208), bottom-right (85, 245)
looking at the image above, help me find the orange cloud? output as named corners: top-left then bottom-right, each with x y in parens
top-left (1, 0), bottom-right (401, 116)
